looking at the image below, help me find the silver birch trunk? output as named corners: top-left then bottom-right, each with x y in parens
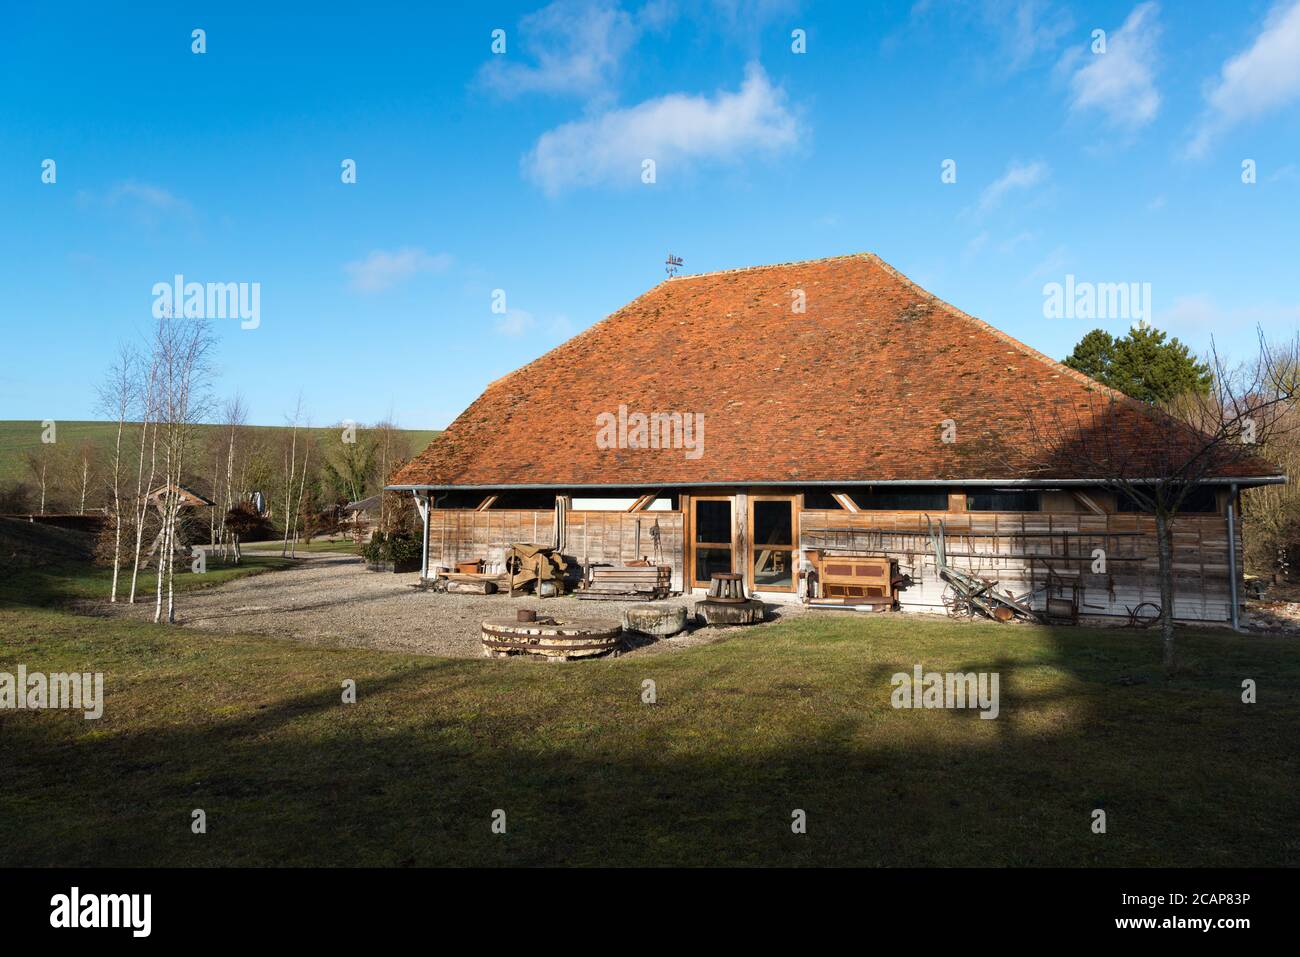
top-left (108, 415), bottom-right (125, 603)
top-left (129, 419), bottom-right (156, 604)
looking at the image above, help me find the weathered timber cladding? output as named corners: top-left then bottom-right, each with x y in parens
top-left (427, 509), bottom-right (687, 592)
top-left (798, 511), bottom-right (1241, 622)
top-left (425, 505), bottom-right (1242, 621)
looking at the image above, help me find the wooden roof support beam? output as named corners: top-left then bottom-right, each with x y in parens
top-left (475, 495), bottom-right (498, 512)
top-left (1071, 491), bottom-right (1106, 515)
top-left (628, 491), bottom-right (662, 512)
top-left (831, 492), bottom-right (859, 513)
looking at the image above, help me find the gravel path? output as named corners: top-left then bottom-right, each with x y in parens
top-left (101, 553), bottom-right (806, 659)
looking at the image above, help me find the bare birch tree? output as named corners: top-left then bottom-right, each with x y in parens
top-left (73, 441), bottom-right (96, 515)
top-left (127, 362), bottom-right (160, 604)
top-left (289, 424), bottom-right (314, 557)
top-left (217, 394), bottom-right (248, 561)
top-left (280, 396), bottom-right (305, 558)
top-left (97, 344), bottom-right (140, 602)
top-left (24, 446), bottom-right (53, 514)
top-left (149, 315), bottom-right (215, 625)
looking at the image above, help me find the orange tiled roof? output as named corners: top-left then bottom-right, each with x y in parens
top-left (391, 253), bottom-right (1279, 488)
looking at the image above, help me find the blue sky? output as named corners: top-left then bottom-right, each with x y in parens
top-left (2, 0), bottom-right (1298, 429)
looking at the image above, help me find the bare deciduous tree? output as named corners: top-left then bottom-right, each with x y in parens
top-left (279, 396), bottom-right (305, 558)
top-left (1010, 330), bottom-right (1297, 675)
top-left (127, 359), bottom-right (160, 604)
top-left (72, 441), bottom-right (97, 515)
top-left (97, 344), bottom-right (140, 602)
top-left (23, 446), bottom-right (53, 515)
top-left (1241, 399), bottom-right (1300, 580)
top-left (149, 316), bottom-right (216, 624)
top-left (216, 394), bottom-right (248, 562)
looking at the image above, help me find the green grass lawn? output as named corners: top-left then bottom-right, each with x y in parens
top-left (0, 564), bottom-right (1296, 867)
top-left (0, 555), bottom-right (295, 607)
top-left (240, 538), bottom-right (362, 555)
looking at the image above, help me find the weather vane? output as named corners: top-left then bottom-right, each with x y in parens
top-left (665, 253), bottom-right (683, 278)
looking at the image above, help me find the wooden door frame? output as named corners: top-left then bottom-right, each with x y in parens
top-left (686, 494), bottom-right (735, 589)
top-left (746, 494), bottom-right (798, 593)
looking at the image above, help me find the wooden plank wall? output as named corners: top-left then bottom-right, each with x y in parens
top-left (426, 509), bottom-right (687, 592)
top-left (798, 511), bottom-right (1241, 622)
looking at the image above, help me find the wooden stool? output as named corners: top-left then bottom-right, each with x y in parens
top-left (707, 572), bottom-right (747, 603)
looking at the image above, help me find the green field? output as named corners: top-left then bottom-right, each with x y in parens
top-left (0, 420), bottom-right (439, 488)
top-left (0, 553), bottom-right (295, 607)
top-left (242, 538), bottom-right (362, 555)
top-left (1, 559), bottom-right (1295, 867)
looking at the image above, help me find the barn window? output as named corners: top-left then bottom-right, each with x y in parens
top-left (801, 490), bottom-right (843, 510)
top-left (966, 490), bottom-right (1040, 512)
top-left (850, 487), bottom-right (949, 510)
top-left (489, 491), bottom-right (559, 509)
top-left (1116, 486), bottom-right (1219, 513)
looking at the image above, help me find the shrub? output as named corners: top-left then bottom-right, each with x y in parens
top-left (362, 530), bottom-right (420, 565)
top-left (225, 503), bottom-right (275, 543)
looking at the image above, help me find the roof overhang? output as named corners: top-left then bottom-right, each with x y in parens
top-left (388, 475), bottom-right (1287, 492)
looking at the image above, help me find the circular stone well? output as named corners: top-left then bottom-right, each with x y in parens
top-left (481, 617), bottom-right (622, 660)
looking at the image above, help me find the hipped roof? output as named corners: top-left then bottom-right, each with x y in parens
top-left (391, 253), bottom-right (1280, 489)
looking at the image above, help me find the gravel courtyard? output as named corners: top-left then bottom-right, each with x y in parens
top-left (102, 552), bottom-right (805, 658)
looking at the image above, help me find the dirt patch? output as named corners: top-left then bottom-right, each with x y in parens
top-left (99, 553), bottom-right (806, 658)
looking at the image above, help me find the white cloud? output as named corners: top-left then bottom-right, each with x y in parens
top-left (1061, 2), bottom-right (1161, 131)
top-left (523, 62), bottom-right (800, 194)
top-left (492, 309), bottom-right (577, 338)
top-left (478, 0), bottom-right (652, 100)
top-left (1268, 161), bottom-right (1300, 182)
top-left (964, 230), bottom-right (991, 257)
top-left (345, 248), bottom-right (452, 292)
top-left (901, 0), bottom-right (1072, 73)
top-left (1187, 0), bottom-right (1300, 157)
top-left (977, 160), bottom-right (1049, 213)
top-left (496, 308), bottom-right (535, 337)
top-left (77, 180), bottom-right (193, 224)
top-left (546, 314), bottom-right (576, 337)
top-left (998, 230), bottom-right (1037, 252)
top-left (106, 181), bottom-right (189, 211)
top-left (1018, 244), bottom-right (1069, 287)
top-left (1000, 0), bottom-right (1074, 71)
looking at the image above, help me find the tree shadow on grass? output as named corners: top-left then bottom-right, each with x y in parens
top-left (1, 618), bottom-right (1294, 868)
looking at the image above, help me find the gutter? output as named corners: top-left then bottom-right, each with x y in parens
top-left (387, 475), bottom-right (1288, 492)
top-left (1226, 483), bottom-right (1240, 631)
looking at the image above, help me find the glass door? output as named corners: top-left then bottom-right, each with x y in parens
top-left (691, 497), bottom-right (734, 588)
top-left (749, 496), bottom-right (797, 593)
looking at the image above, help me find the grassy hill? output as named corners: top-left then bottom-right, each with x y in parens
top-left (0, 420), bottom-right (439, 488)
top-left (0, 516), bottom-right (96, 567)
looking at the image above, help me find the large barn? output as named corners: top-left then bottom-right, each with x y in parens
top-left (389, 253), bottom-right (1282, 622)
